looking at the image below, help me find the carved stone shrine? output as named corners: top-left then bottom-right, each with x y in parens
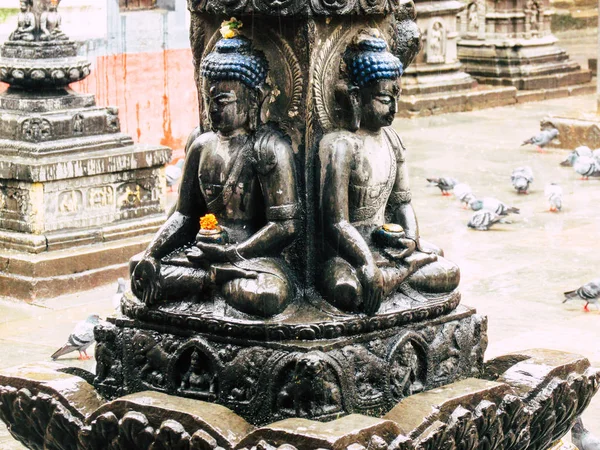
top-left (0, 0), bottom-right (598, 449)
top-left (398, 0), bottom-right (517, 117)
top-left (457, 0), bottom-right (592, 90)
top-left (0, 0), bottom-right (171, 300)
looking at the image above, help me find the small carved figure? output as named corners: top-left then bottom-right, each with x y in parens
top-left (10, 0), bottom-right (35, 42)
top-left (467, 3), bottom-right (479, 33)
top-left (389, 341), bottom-right (425, 399)
top-left (179, 348), bottom-right (217, 394)
top-left (132, 332), bottom-right (173, 386)
top-left (131, 20), bottom-right (300, 318)
top-left (526, 0), bottom-right (541, 32)
top-left (40, 0), bottom-right (69, 41)
top-left (277, 352), bottom-right (342, 417)
top-left (427, 21), bottom-right (445, 63)
top-left (318, 29), bottom-right (459, 315)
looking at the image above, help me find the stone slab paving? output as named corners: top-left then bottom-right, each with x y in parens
top-left (2, 95), bottom-right (600, 447)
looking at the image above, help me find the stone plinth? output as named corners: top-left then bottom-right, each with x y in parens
top-left (457, 0), bottom-right (592, 90)
top-left (398, 0), bottom-right (517, 117)
top-left (0, 1), bottom-right (171, 301)
top-left (540, 114), bottom-right (600, 149)
top-left (0, 348), bottom-right (598, 449)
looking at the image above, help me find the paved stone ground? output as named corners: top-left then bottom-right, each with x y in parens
top-left (1, 36), bottom-right (599, 448)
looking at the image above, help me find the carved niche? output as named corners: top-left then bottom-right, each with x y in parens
top-left (426, 19), bottom-right (446, 64)
top-left (21, 117), bottom-right (52, 142)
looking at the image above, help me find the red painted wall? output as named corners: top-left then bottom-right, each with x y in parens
top-left (72, 48), bottom-right (199, 155)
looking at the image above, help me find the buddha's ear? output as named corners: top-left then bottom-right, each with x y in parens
top-left (334, 82), bottom-right (361, 131)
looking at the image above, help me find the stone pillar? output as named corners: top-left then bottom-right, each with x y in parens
top-left (457, 0), bottom-right (592, 90)
top-left (0, 0), bottom-right (171, 301)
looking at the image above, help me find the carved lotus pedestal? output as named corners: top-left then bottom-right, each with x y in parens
top-left (0, 347), bottom-right (597, 449)
top-left (0, 1), bottom-right (171, 301)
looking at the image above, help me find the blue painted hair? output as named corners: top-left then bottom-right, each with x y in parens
top-left (201, 36), bottom-right (268, 91)
top-left (344, 30), bottom-right (404, 88)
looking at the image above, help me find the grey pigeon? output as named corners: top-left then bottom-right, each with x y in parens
top-left (574, 155), bottom-right (600, 180)
top-left (560, 146), bottom-right (592, 167)
top-left (112, 278), bottom-right (126, 314)
top-left (572, 417), bottom-right (600, 450)
top-left (426, 176), bottom-right (458, 196)
top-left (467, 210), bottom-right (503, 231)
top-left (51, 314), bottom-right (100, 360)
top-left (544, 183), bottom-right (562, 212)
top-left (165, 159), bottom-right (185, 190)
top-left (511, 166), bottom-right (534, 194)
top-left (469, 197), bottom-right (520, 216)
top-left (563, 278), bottom-right (600, 312)
top-left (521, 127), bottom-right (559, 152)
top-left (453, 183), bottom-right (475, 207)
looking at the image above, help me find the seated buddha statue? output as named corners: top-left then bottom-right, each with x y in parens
top-left (40, 0), bottom-right (68, 41)
top-left (10, 0), bottom-right (35, 42)
top-left (317, 29), bottom-right (459, 316)
top-left (130, 23), bottom-right (300, 318)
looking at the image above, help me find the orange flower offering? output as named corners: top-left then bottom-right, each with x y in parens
top-left (200, 214), bottom-right (219, 230)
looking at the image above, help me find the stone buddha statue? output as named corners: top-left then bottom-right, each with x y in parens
top-left (130, 25), bottom-right (300, 318)
top-left (10, 0), bottom-right (35, 42)
top-left (317, 29), bottom-right (459, 316)
top-left (40, 0), bottom-right (68, 41)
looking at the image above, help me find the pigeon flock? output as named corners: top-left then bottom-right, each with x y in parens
top-left (427, 126), bottom-right (599, 313)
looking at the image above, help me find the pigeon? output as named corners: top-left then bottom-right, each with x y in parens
top-left (165, 159), bottom-right (185, 191)
top-left (544, 183), bottom-right (562, 212)
top-left (453, 183), bottom-right (475, 207)
top-left (572, 416), bottom-right (600, 450)
top-left (560, 146), bottom-right (592, 167)
top-left (563, 279), bottom-right (600, 312)
top-left (469, 197), bottom-right (520, 216)
top-left (574, 155), bottom-right (600, 180)
top-left (521, 127), bottom-right (559, 152)
top-left (511, 166), bottom-right (534, 194)
top-left (426, 176), bottom-right (458, 196)
top-left (467, 210), bottom-right (503, 231)
top-left (112, 278), bottom-right (127, 314)
top-left (51, 314), bottom-right (100, 360)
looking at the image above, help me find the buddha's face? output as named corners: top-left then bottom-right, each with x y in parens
top-left (208, 81), bottom-right (254, 134)
top-left (359, 79), bottom-right (400, 131)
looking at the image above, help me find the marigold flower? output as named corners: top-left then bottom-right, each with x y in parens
top-left (200, 214), bottom-right (219, 230)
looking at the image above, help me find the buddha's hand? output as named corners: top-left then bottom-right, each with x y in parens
top-left (132, 256), bottom-right (162, 306)
top-left (392, 237), bottom-right (417, 259)
top-left (192, 242), bottom-right (242, 263)
top-left (358, 263), bottom-right (385, 315)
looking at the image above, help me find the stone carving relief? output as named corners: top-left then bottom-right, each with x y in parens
top-left (467, 2), bottom-right (479, 34)
top-left (94, 323), bottom-right (123, 393)
top-left (131, 331), bottom-right (178, 389)
top-left (1, 187), bottom-right (30, 217)
top-left (117, 184), bottom-right (143, 208)
top-left (525, 0), bottom-right (542, 36)
top-left (275, 352), bottom-right (343, 418)
top-left (88, 186), bottom-right (114, 208)
top-left (426, 20), bottom-right (446, 64)
top-left (173, 342), bottom-right (219, 400)
top-left (106, 107), bottom-right (120, 132)
top-left (58, 190), bottom-right (83, 214)
top-left (9, 0), bottom-right (35, 42)
top-left (73, 113), bottom-right (84, 134)
top-left (21, 117), bottom-right (52, 142)
top-left (388, 338), bottom-right (426, 401)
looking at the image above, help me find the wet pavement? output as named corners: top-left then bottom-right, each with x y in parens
top-left (2, 69), bottom-right (600, 450)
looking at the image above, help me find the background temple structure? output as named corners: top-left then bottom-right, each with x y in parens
top-left (0, 0), bottom-right (171, 301)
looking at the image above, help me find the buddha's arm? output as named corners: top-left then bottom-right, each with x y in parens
top-left (40, 12), bottom-right (49, 34)
top-left (235, 133), bottom-right (300, 258)
top-left (144, 140), bottom-right (206, 261)
top-left (321, 137), bottom-right (375, 268)
top-left (24, 13), bottom-right (35, 32)
top-left (388, 148), bottom-right (420, 244)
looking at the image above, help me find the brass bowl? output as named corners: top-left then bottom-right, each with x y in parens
top-left (372, 223), bottom-right (405, 248)
top-left (195, 226), bottom-right (229, 245)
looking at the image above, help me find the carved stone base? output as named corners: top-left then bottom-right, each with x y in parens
top-left (458, 38), bottom-right (592, 90)
top-left (0, 220), bottom-right (164, 301)
top-left (540, 114), bottom-right (600, 150)
top-left (0, 348), bottom-right (597, 449)
top-left (397, 84), bottom-right (517, 118)
top-left (95, 297), bottom-right (487, 425)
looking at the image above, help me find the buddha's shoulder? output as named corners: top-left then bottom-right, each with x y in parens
top-left (188, 131), bottom-right (218, 153)
top-left (319, 130), bottom-right (361, 153)
top-left (253, 123), bottom-right (294, 175)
